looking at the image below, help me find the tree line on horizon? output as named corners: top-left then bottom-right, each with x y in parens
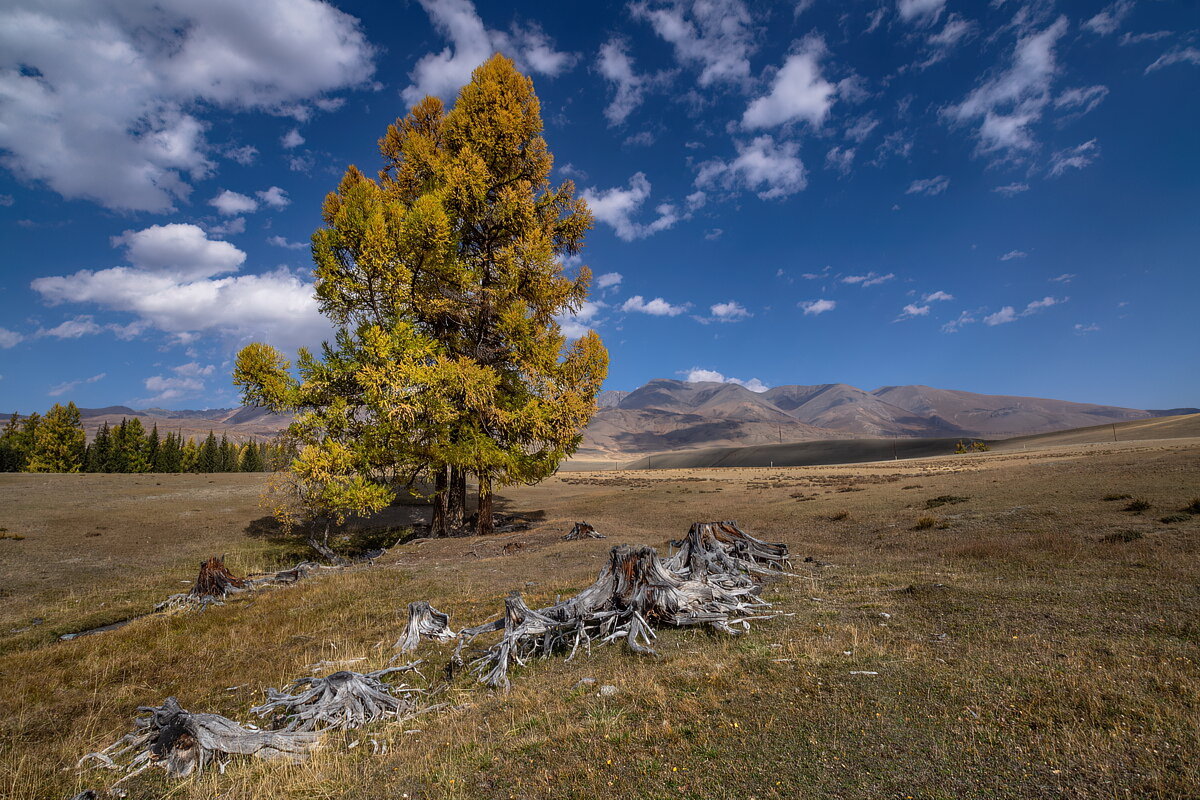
top-left (0, 402), bottom-right (293, 474)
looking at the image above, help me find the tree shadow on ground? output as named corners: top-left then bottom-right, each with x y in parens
top-left (245, 496), bottom-right (437, 560)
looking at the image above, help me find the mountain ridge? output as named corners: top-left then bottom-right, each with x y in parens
top-left (12, 380), bottom-right (1194, 456)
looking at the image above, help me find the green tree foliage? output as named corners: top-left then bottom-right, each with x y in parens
top-left (111, 418), bottom-right (150, 473)
top-left (239, 440), bottom-right (264, 472)
top-left (85, 421), bottom-right (113, 472)
top-left (234, 54), bottom-right (608, 542)
top-left (155, 431), bottom-right (183, 473)
top-left (198, 431), bottom-right (220, 473)
top-left (146, 424), bottom-right (160, 471)
top-left (0, 413), bottom-right (29, 471)
top-left (26, 402), bottom-right (86, 473)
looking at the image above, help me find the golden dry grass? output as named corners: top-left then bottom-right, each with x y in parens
top-left (2, 438), bottom-right (1199, 799)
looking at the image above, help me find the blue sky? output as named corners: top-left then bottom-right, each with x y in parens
top-left (1, 0), bottom-right (1197, 413)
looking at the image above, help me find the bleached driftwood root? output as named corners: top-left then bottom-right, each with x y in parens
top-left (454, 520), bottom-right (791, 689)
top-left (563, 521), bottom-right (605, 540)
top-left (667, 520), bottom-right (793, 578)
top-left (155, 556), bottom-right (321, 612)
top-left (78, 697), bottom-right (321, 781)
top-left (251, 664), bottom-right (427, 731)
top-left (394, 601), bottom-right (456, 653)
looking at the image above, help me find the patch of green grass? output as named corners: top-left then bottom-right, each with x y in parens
top-left (1123, 498), bottom-right (1151, 513)
top-left (925, 495), bottom-right (969, 509)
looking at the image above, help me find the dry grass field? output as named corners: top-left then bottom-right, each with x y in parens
top-left (2, 438), bottom-right (1199, 799)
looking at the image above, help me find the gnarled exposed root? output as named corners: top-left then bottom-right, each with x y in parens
top-left (395, 601), bottom-right (456, 653)
top-left (78, 697), bottom-right (321, 782)
top-left (455, 527), bottom-right (787, 689)
top-left (155, 557), bottom-right (323, 612)
top-left (667, 520), bottom-right (793, 578)
top-left (251, 664), bottom-right (427, 731)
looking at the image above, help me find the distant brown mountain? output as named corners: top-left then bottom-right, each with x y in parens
top-left (56, 379), bottom-right (1192, 456)
top-left (575, 379), bottom-right (1195, 456)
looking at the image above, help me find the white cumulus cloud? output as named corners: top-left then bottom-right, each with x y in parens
top-left (631, 0), bottom-right (757, 88)
top-left (621, 295), bottom-right (689, 317)
top-left (0, 0), bottom-right (375, 212)
top-left (583, 173), bottom-right (695, 241)
top-left (799, 299), bottom-right (836, 315)
top-left (946, 17), bottom-right (1069, 156)
top-left (695, 135), bottom-right (807, 200)
top-left (210, 190), bottom-right (258, 216)
top-left (31, 223), bottom-right (328, 350)
top-left (682, 368), bottom-right (768, 393)
top-left (402, 0), bottom-right (575, 105)
top-left (742, 35), bottom-right (835, 130)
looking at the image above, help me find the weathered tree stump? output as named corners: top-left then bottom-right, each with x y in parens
top-left (395, 601), bottom-right (456, 652)
top-left (251, 664), bottom-right (426, 731)
top-left (454, 532), bottom-right (786, 689)
top-left (563, 521), bottom-right (605, 540)
top-left (191, 555), bottom-right (246, 598)
top-left (667, 520), bottom-right (792, 578)
top-left (78, 697), bottom-right (321, 781)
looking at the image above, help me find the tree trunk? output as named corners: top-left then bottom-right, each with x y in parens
top-left (430, 464), bottom-right (450, 538)
top-left (476, 473), bottom-right (494, 536)
top-left (448, 466), bottom-right (466, 532)
top-left (307, 524), bottom-right (348, 566)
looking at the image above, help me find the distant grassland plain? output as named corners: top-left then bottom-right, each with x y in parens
top-left (1, 431), bottom-right (1199, 799)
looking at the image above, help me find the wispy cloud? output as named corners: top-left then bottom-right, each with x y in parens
top-left (906, 175), bottom-right (950, 196)
top-left (842, 272), bottom-right (895, 287)
top-left (48, 372), bottom-right (105, 397)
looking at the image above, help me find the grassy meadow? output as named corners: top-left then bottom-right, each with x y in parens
top-left (1, 438), bottom-right (1198, 799)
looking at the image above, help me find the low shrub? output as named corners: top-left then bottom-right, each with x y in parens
top-left (925, 495), bottom-right (969, 509)
top-left (1101, 530), bottom-right (1143, 543)
top-left (1102, 493), bottom-right (1132, 502)
top-left (1160, 514), bottom-right (1190, 524)
top-left (913, 515), bottom-right (936, 530)
top-left (1123, 499), bottom-right (1151, 513)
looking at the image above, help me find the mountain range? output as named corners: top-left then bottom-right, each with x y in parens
top-left (45, 379), bottom-right (1194, 458)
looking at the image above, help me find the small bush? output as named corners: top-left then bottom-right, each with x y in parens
top-left (829, 510), bottom-right (850, 521)
top-left (925, 495), bottom-right (969, 509)
top-left (901, 484), bottom-right (922, 490)
top-left (1101, 530), bottom-right (1143, 543)
top-left (1102, 493), bottom-right (1132, 502)
top-left (1160, 514), bottom-right (1190, 524)
top-left (1184, 497), bottom-right (1200, 515)
top-left (0, 532), bottom-right (25, 541)
top-left (913, 515), bottom-right (936, 530)
top-left (971, 440), bottom-right (991, 452)
top-left (1123, 499), bottom-right (1151, 513)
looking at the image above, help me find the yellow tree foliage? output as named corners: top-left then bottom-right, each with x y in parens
top-left (235, 54), bottom-right (608, 543)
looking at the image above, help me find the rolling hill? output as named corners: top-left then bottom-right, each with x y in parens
top-left (25, 379), bottom-right (1190, 457)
